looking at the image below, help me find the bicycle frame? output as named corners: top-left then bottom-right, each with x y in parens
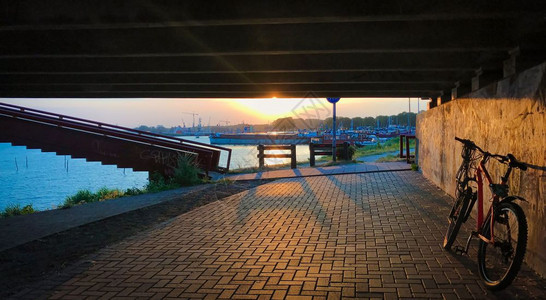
top-left (474, 156), bottom-right (512, 245)
top-left (449, 137), bottom-right (528, 290)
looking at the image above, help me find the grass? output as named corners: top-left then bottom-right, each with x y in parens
top-left (1, 204), bottom-right (35, 218)
top-left (214, 178), bottom-right (234, 185)
top-left (375, 154), bottom-right (405, 163)
top-left (319, 159), bottom-right (359, 167)
top-left (57, 154), bottom-right (206, 210)
top-left (60, 188), bottom-right (125, 209)
top-left (354, 137), bottom-right (416, 158)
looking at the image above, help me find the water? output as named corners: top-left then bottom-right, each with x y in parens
top-left (0, 136), bottom-right (313, 211)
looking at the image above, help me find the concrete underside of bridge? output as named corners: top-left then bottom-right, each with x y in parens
top-left (1, 1), bottom-right (546, 99)
top-left (2, 0), bottom-right (546, 276)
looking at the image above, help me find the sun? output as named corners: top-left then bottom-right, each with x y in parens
top-left (226, 98), bottom-right (302, 122)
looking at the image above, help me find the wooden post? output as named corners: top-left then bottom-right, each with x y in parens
top-left (309, 143), bottom-right (315, 167)
top-left (400, 135), bottom-right (405, 158)
top-left (406, 137), bottom-right (411, 164)
top-left (257, 144), bottom-right (264, 168)
top-left (290, 144), bottom-right (296, 169)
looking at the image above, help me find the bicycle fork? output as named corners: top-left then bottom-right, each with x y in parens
top-left (455, 209), bottom-right (495, 255)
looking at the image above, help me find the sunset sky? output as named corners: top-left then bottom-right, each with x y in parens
top-left (0, 97), bottom-right (428, 128)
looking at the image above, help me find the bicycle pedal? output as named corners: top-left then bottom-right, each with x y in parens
top-left (454, 245), bottom-right (468, 255)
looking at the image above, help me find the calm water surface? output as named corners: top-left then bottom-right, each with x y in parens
top-left (0, 136), bottom-right (312, 210)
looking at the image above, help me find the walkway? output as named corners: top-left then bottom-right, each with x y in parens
top-left (13, 171), bottom-right (544, 299)
top-left (226, 161), bottom-right (410, 181)
top-left (0, 185), bottom-right (209, 252)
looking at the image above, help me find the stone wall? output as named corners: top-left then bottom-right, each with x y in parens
top-left (416, 62), bottom-right (546, 277)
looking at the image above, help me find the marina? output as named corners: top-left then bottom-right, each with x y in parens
top-left (209, 132), bottom-right (312, 145)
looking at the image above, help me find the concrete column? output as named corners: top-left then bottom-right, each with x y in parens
top-left (503, 47), bottom-right (520, 78)
top-left (451, 82), bottom-right (460, 100)
top-left (440, 90), bottom-right (452, 104)
top-left (472, 68), bottom-right (483, 91)
top-left (428, 97), bottom-right (438, 109)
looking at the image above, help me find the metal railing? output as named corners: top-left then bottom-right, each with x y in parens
top-left (0, 102), bottom-right (232, 172)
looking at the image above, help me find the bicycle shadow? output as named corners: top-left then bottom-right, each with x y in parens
top-left (523, 162), bottom-right (546, 172)
top-left (447, 232), bottom-right (546, 299)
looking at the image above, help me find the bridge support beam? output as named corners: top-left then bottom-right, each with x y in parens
top-left (503, 47), bottom-right (520, 78)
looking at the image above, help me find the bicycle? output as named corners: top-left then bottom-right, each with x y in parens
top-left (443, 137), bottom-right (528, 290)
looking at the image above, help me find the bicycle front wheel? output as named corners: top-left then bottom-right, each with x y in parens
top-left (443, 192), bottom-right (470, 250)
top-left (478, 202), bottom-right (528, 290)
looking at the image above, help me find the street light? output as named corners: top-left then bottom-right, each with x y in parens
top-left (326, 97), bottom-right (341, 162)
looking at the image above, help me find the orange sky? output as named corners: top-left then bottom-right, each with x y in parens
top-left (0, 97), bottom-right (428, 127)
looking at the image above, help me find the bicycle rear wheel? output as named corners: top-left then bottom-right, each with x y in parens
top-left (478, 202), bottom-right (527, 290)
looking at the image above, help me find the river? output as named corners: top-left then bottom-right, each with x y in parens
top-left (0, 136), bottom-right (312, 211)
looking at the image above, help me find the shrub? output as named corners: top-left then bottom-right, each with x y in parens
top-left (1, 204), bottom-right (35, 218)
top-left (124, 187), bottom-right (144, 196)
top-left (347, 145), bottom-right (356, 159)
top-left (145, 172), bottom-right (179, 193)
top-left (336, 145), bottom-right (357, 160)
top-left (96, 187), bottom-right (123, 201)
top-left (172, 155), bottom-right (203, 186)
top-left (61, 190), bottom-right (95, 208)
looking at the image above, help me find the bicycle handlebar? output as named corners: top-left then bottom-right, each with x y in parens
top-left (507, 153), bottom-right (528, 171)
top-left (454, 137), bottom-right (527, 171)
top-left (454, 137), bottom-right (485, 153)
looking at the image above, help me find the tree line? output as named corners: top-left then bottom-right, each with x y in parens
top-left (135, 112), bottom-right (417, 134)
top-left (271, 112), bottom-right (417, 130)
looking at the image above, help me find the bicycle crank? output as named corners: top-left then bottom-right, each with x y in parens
top-left (455, 232), bottom-right (476, 255)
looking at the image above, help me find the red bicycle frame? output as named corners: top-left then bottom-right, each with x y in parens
top-left (475, 158), bottom-right (509, 245)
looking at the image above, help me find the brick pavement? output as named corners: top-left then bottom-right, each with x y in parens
top-left (0, 185), bottom-right (209, 251)
top-left (14, 171), bottom-right (545, 299)
top-left (226, 162), bottom-right (410, 181)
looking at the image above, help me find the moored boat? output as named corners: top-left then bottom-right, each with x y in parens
top-left (209, 132), bottom-right (311, 145)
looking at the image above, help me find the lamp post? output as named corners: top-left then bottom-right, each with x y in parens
top-left (327, 98), bottom-right (341, 162)
top-left (408, 97), bottom-right (411, 131)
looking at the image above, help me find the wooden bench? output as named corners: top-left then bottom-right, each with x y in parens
top-left (257, 144), bottom-right (297, 169)
top-left (309, 142), bottom-right (350, 167)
